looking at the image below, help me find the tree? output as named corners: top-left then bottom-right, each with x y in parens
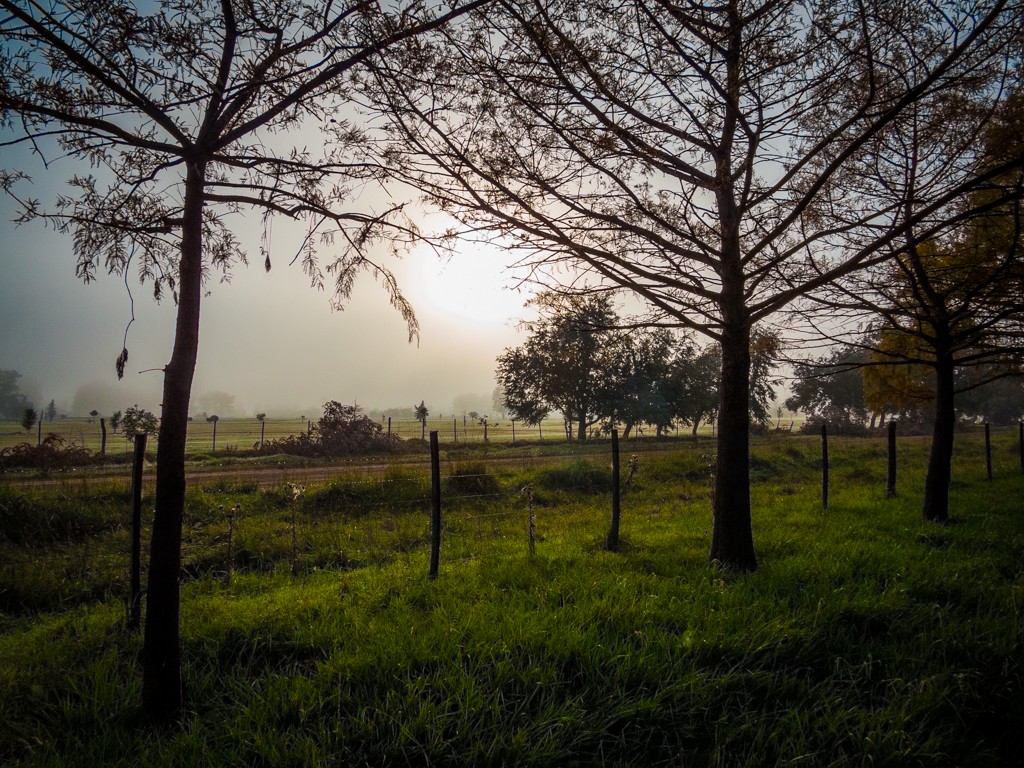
top-left (607, 328), bottom-right (675, 438)
top-left (860, 330), bottom-right (934, 425)
top-left (89, 409), bottom-right (100, 423)
top-left (0, 370), bottom-right (27, 419)
top-left (802, 91), bottom-right (1024, 522)
top-left (366, 0), bottom-right (1023, 569)
top-left (414, 400), bottom-right (430, 439)
top-left (496, 292), bottom-right (620, 441)
top-left (122, 405), bottom-right (159, 437)
top-left (959, 375), bottom-right (1024, 426)
top-left (197, 391), bottom-right (236, 419)
top-left (785, 346), bottom-right (869, 431)
top-left (748, 330), bottom-right (782, 428)
top-left (45, 399), bottom-right (57, 422)
top-left (110, 410), bottom-right (122, 435)
top-left (666, 343), bottom-right (721, 438)
top-left (20, 406), bottom-right (36, 433)
top-left (0, 0), bottom-right (487, 719)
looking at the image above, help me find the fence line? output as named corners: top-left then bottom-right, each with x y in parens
top-left (3, 424), bottom-right (1022, 616)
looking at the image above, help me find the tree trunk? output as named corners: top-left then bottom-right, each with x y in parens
top-left (142, 160), bottom-right (206, 721)
top-left (708, 3), bottom-right (755, 572)
top-left (710, 321), bottom-right (757, 571)
top-left (691, 420), bottom-right (699, 438)
top-left (922, 357), bottom-right (956, 523)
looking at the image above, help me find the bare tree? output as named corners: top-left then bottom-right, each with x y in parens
top-left (1, 0), bottom-right (487, 720)
top-left (364, 0), bottom-right (1024, 570)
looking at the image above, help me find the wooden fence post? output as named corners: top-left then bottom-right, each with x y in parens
top-left (607, 429), bottom-right (621, 551)
top-left (1019, 421), bottom-right (1023, 475)
top-left (821, 424), bottom-right (829, 510)
top-left (985, 422), bottom-right (992, 482)
top-left (429, 431), bottom-right (442, 580)
top-left (886, 421), bottom-right (897, 499)
top-left (100, 417), bottom-right (107, 456)
top-left (128, 433), bottom-right (147, 631)
top-left (453, 418), bottom-right (458, 444)
top-left (511, 419), bottom-right (516, 444)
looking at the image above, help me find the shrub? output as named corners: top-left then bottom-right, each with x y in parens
top-left (0, 434), bottom-right (98, 471)
top-left (256, 401), bottom-right (404, 457)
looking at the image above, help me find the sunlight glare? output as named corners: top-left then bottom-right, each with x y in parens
top-left (417, 248), bottom-right (530, 327)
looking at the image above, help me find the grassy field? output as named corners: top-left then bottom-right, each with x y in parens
top-left (1, 429), bottom-right (1022, 766)
top-left (0, 414), bottom-right (730, 456)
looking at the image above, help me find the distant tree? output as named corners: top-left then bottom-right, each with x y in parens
top-left (786, 346), bottom-right (870, 431)
top-left (88, 409), bottom-right (99, 423)
top-left (607, 328), bottom-right (675, 438)
top-left (958, 375), bottom-right (1024, 426)
top-left (414, 401), bottom-right (430, 439)
top-left (491, 386), bottom-right (507, 418)
top-left (666, 343), bottom-right (721, 438)
top-left (664, 334), bottom-right (780, 436)
top-left (0, 370), bottom-right (27, 419)
top-left (121, 405), bottom-right (159, 437)
top-left (197, 391), bottom-right (237, 419)
top-left (45, 399), bottom-right (57, 422)
top-left (496, 292), bottom-right (619, 441)
top-left (20, 406), bottom-right (37, 433)
top-left (110, 410), bottom-right (122, 435)
top-left (467, 410), bottom-right (479, 421)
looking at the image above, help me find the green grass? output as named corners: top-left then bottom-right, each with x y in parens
top-left (1, 430), bottom-right (1023, 766)
top-left (1, 415), bottom-right (725, 457)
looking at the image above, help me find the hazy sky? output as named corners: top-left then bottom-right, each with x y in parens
top-left (0, 159), bottom-right (536, 419)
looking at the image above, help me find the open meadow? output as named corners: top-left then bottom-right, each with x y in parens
top-left (1, 428), bottom-right (1022, 766)
top-left (0, 415), bottom-right (675, 458)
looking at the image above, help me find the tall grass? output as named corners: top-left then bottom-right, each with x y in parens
top-left (1, 431), bottom-right (1022, 766)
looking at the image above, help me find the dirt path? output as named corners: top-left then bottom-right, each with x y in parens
top-left (0, 443), bottom-right (691, 493)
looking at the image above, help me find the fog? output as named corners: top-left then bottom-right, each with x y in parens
top-left (1, 184), bottom-right (535, 420)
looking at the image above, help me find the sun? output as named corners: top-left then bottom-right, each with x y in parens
top-left (417, 248), bottom-right (530, 328)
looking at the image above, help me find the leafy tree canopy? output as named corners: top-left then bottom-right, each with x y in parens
top-left (121, 405), bottom-right (159, 436)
